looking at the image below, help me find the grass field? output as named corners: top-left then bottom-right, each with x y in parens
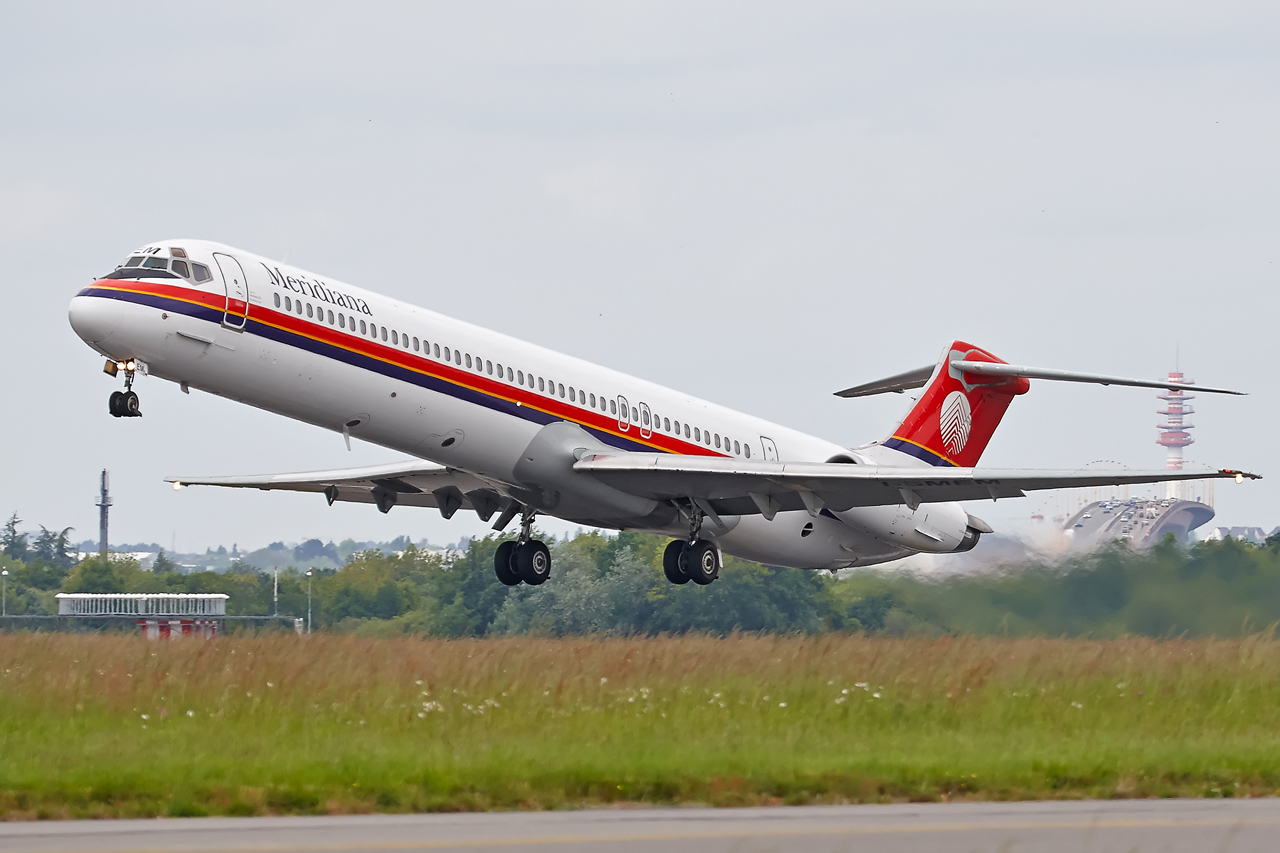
top-left (2, 632), bottom-right (1279, 818)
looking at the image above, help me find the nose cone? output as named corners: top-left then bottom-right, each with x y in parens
top-left (68, 293), bottom-right (122, 345)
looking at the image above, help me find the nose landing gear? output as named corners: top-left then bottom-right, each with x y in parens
top-left (105, 359), bottom-right (141, 418)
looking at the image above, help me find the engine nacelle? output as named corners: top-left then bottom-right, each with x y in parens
top-left (834, 501), bottom-right (976, 554)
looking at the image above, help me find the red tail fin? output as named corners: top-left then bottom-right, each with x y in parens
top-left (883, 341), bottom-right (1030, 467)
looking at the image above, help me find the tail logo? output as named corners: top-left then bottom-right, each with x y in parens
top-left (939, 390), bottom-right (972, 456)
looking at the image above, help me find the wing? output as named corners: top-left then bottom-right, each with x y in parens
top-left (574, 453), bottom-right (1258, 516)
top-left (166, 460), bottom-right (507, 518)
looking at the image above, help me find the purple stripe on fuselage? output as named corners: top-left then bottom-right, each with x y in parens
top-left (79, 287), bottom-right (666, 455)
top-left (883, 437), bottom-right (957, 468)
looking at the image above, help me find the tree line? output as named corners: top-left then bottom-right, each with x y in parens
top-left (5, 516), bottom-right (1280, 638)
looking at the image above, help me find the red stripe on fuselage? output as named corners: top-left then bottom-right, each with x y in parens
top-left (83, 280), bottom-right (727, 458)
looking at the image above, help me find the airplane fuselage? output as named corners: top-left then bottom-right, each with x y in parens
top-left (69, 239), bottom-right (981, 570)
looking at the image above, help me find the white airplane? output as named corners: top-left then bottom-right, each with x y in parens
top-left (69, 240), bottom-right (1257, 585)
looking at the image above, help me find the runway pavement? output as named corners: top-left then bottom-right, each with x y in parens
top-left (3, 798), bottom-right (1278, 852)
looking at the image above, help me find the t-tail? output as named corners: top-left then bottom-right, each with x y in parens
top-left (882, 340), bottom-right (1028, 467)
top-left (835, 339), bottom-right (1246, 469)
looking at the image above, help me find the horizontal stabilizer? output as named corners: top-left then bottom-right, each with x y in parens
top-left (950, 361), bottom-right (1246, 396)
top-left (835, 365), bottom-right (933, 398)
top-left (836, 359), bottom-right (1245, 397)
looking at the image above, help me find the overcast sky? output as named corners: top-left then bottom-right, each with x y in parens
top-left (2, 2), bottom-right (1277, 552)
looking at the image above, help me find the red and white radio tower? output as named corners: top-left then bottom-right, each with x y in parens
top-left (1157, 371), bottom-right (1194, 496)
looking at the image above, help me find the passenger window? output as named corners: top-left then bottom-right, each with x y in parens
top-left (589, 393), bottom-right (596, 408)
top-left (444, 347), bottom-right (451, 361)
top-left (714, 434), bottom-right (721, 449)
top-left (360, 320), bottom-right (366, 334)
top-left (392, 330), bottom-right (399, 345)
top-left (296, 301), bottom-right (303, 316)
top-left (306, 304), bottom-right (314, 318)
top-left (192, 263), bottom-right (212, 283)
top-left (610, 399), bottom-right (617, 415)
top-left (328, 310), bottom-right (335, 325)
top-left (474, 356), bottom-right (482, 371)
top-left (569, 388), bottom-right (576, 403)
top-left (273, 293), bottom-right (281, 308)
top-left (495, 362), bottom-right (502, 376)
top-left (338, 313), bottom-right (345, 329)
top-left (172, 260), bottom-right (190, 278)
top-left (349, 315), bottom-right (355, 329)
top-left (381, 327), bottom-right (388, 342)
top-left (464, 353), bottom-right (472, 368)
top-left (517, 370), bottom-right (524, 384)
top-left (734, 440), bottom-right (741, 455)
top-left (433, 344), bottom-right (440, 358)
top-left (673, 420), bottom-right (680, 434)
top-left (631, 407), bottom-right (638, 421)
top-left (125, 257), bottom-right (144, 267)
top-left (685, 424), bottom-right (691, 439)
top-left (507, 367), bottom-right (514, 381)
top-left (486, 360), bottom-right (493, 375)
top-left (665, 418), bottom-right (671, 432)
top-left (413, 337), bottom-right (419, 351)
top-left (455, 350), bottom-right (462, 365)
top-left (643, 409), bottom-right (650, 426)
top-left (403, 335), bottom-right (409, 349)
top-left (559, 384), bottom-right (566, 399)
top-left (143, 257), bottom-right (168, 269)
top-left (705, 431), bottom-right (711, 446)
top-left (694, 427), bottom-right (701, 442)
top-left (285, 296), bottom-right (292, 312)
top-left (537, 377), bottom-right (544, 392)
top-left (744, 444), bottom-right (751, 458)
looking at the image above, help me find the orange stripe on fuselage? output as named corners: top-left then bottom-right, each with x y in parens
top-left (83, 280), bottom-right (726, 458)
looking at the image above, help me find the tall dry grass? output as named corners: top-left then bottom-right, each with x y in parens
top-left (2, 632), bottom-right (1279, 817)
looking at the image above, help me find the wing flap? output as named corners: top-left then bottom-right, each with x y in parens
top-left (575, 453), bottom-right (1258, 513)
top-left (167, 460), bottom-right (494, 511)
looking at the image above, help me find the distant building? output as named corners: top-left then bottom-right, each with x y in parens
top-left (1202, 526), bottom-right (1272, 545)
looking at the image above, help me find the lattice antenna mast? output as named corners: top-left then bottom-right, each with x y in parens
top-left (96, 469), bottom-right (112, 558)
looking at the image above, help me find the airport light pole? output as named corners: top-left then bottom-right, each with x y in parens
top-left (2, 569), bottom-right (6, 617)
top-left (305, 570), bottom-right (312, 634)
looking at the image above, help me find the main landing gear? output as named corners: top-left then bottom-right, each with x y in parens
top-left (105, 359), bottom-right (141, 418)
top-left (493, 506), bottom-right (552, 587)
top-left (663, 504), bottom-right (721, 585)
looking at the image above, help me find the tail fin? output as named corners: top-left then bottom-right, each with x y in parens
top-left (883, 340), bottom-right (1030, 467)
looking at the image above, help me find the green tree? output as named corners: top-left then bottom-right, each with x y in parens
top-left (2, 513), bottom-right (29, 561)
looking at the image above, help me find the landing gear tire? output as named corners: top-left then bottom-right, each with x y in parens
top-left (663, 539), bottom-right (690, 585)
top-left (493, 540), bottom-right (521, 586)
top-left (684, 539), bottom-right (720, 585)
top-left (109, 390), bottom-right (140, 418)
top-left (514, 540), bottom-right (551, 585)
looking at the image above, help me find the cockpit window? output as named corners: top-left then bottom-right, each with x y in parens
top-left (171, 259), bottom-right (190, 278)
top-left (124, 256), bottom-right (144, 267)
top-left (170, 247), bottom-right (188, 258)
top-left (142, 257), bottom-right (168, 269)
top-left (192, 263), bottom-right (212, 283)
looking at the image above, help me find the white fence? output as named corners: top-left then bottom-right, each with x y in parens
top-left (55, 593), bottom-right (228, 617)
